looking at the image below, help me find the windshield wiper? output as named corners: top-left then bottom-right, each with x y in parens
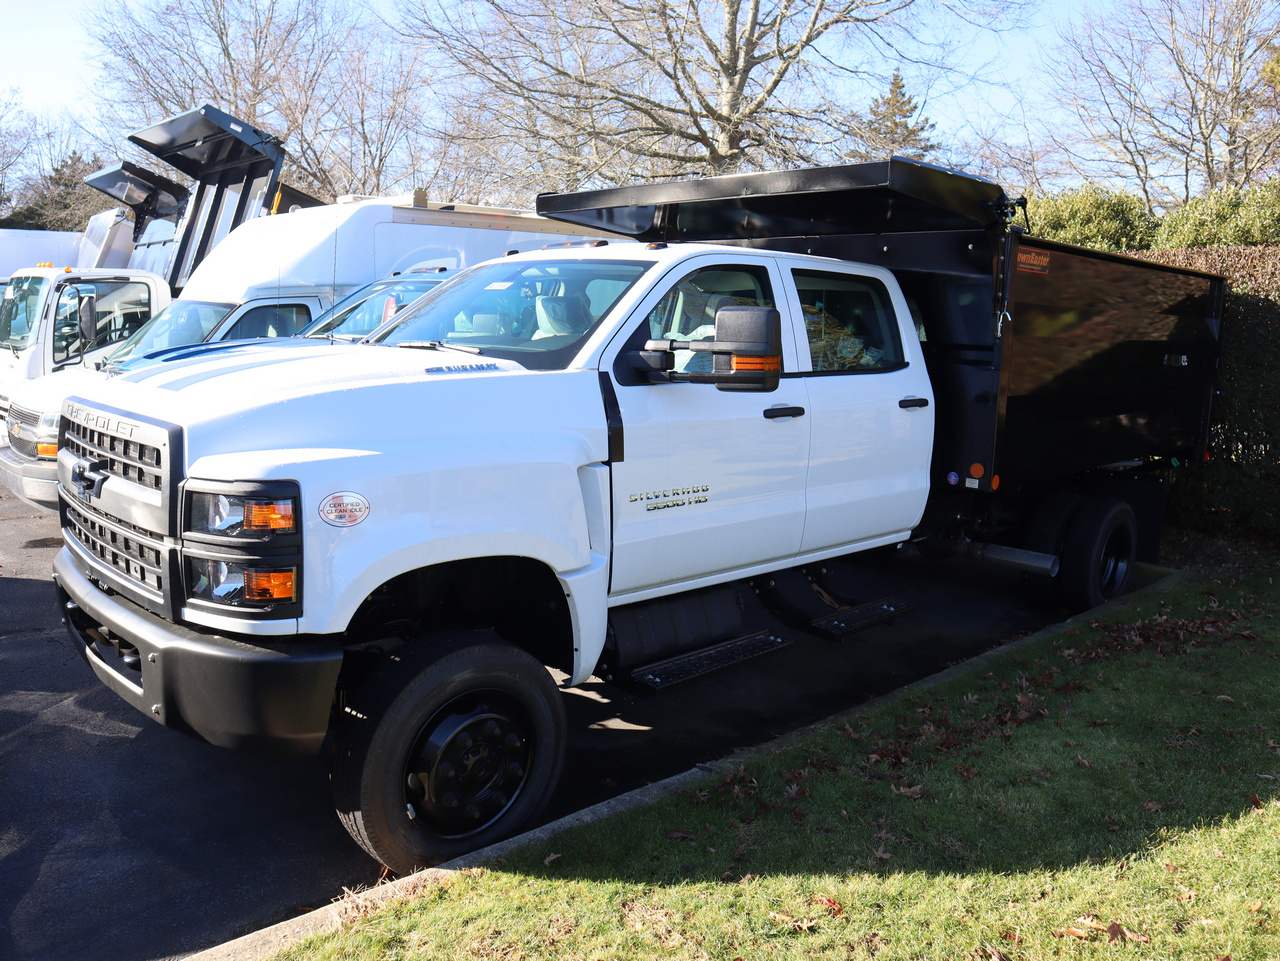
top-left (395, 340), bottom-right (483, 355)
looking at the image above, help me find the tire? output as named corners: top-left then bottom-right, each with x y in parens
top-left (1058, 498), bottom-right (1137, 613)
top-left (331, 631), bottom-right (566, 875)
top-left (1022, 491), bottom-right (1084, 607)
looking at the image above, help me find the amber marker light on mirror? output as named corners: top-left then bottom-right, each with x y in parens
top-left (731, 354), bottom-right (782, 371)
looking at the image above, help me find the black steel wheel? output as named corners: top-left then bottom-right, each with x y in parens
top-left (331, 631), bottom-right (566, 874)
top-left (1059, 498), bottom-right (1137, 613)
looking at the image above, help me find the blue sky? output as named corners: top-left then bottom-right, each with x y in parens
top-left (2, 0), bottom-right (1084, 173)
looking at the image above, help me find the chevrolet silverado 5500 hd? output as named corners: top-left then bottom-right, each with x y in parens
top-left (50, 159), bottom-right (1223, 873)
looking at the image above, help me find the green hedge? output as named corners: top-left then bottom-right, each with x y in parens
top-left (1134, 247), bottom-right (1280, 540)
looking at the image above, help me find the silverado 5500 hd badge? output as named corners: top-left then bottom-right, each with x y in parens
top-left (630, 485), bottom-right (710, 511)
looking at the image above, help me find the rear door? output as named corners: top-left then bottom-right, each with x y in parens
top-left (780, 263), bottom-right (934, 553)
top-left (602, 254), bottom-right (810, 597)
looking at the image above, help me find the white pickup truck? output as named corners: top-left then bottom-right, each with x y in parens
top-left (49, 159), bottom-right (1223, 874)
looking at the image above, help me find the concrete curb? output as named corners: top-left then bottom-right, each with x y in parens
top-left (185, 565), bottom-right (1184, 960)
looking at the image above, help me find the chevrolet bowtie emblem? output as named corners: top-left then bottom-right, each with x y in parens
top-left (70, 457), bottom-right (109, 500)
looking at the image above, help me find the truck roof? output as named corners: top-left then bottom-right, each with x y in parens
top-left (536, 157), bottom-right (1010, 242)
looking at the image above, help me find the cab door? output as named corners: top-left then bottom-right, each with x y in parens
top-left (780, 264), bottom-right (934, 553)
top-left (602, 255), bottom-right (810, 597)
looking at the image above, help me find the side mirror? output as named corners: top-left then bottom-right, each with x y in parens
top-left (709, 305), bottom-right (782, 392)
top-left (78, 294), bottom-right (98, 348)
top-left (627, 305), bottom-right (782, 392)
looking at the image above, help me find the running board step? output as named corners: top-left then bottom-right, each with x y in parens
top-left (629, 630), bottom-right (793, 693)
top-left (810, 596), bottom-right (915, 638)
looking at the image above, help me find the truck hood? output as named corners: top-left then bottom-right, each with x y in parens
top-left (109, 334), bottom-right (323, 373)
top-left (7, 367), bottom-right (107, 419)
top-left (66, 343), bottom-right (609, 476)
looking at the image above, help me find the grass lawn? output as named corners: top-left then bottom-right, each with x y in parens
top-left (277, 542), bottom-right (1280, 960)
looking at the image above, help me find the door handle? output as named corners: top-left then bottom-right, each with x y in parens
top-left (763, 406), bottom-right (806, 419)
top-left (898, 397), bottom-right (929, 409)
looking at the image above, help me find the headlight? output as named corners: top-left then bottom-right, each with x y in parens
top-left (191, 492), bottom-right (296, 536)
top-left (189, 558), bottom-right (298, 605)
top-left (183, 481), bottom-right (303, 618)
top-left (36, 411), bottom-right (59, 458)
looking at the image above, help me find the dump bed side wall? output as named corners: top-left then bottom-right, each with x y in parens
top-left (999, 237), bottom-right (1223, 483)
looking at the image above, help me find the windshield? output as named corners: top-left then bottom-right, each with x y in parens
top-left (106, 300), bottom-right (235, 364)
top-left (300, 277), bottom-right (444, 339)
top-left (372, 259), bottom-right (651, 370)
top-left (0, 277), bottom-right (50, 351)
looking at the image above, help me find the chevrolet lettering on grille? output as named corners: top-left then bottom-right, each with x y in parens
top-left (64, 403), bottom-right (139, 439)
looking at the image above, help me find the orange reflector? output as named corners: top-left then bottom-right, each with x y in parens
top-left (37, 443), bottom-right (58, 458)
top-left (991, 474), bottom-right (1000, 491)
top-left (244, 500), bottom-right (295, 532)
top-left (731, 354), bottom-right (782, 371)
top-left (245, 569), bottom-right (296, 602)
top-left (969, 462), bottom-right (985, 479)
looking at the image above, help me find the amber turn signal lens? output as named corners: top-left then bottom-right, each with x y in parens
top-left (243, 500), bottom-right (295, 532)
top-left (244, 569), bottom-right (296, 602)
top-left (731, 354), bottom-right (782, 371)
top-left (37, 443), bottom-right (58, 458)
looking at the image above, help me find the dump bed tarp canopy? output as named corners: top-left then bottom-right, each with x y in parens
top-left (536, 157), bottom-right (1011, 243)
top-left (127, 104), bottom-right (284, 181)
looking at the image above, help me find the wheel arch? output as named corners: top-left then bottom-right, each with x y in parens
top-left (337, 555), bottom-right (578, 690)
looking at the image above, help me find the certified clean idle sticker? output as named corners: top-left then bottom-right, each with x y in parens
top-left (319, 492), bottom-right (370, 527)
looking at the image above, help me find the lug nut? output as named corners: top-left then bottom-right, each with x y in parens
top-left (507, 762), bottom-right (524, 778)
top-left (456, 733), bottom-right (473, 750)
top-left (504, 733), bottom-right (523, 749)
top-left (437, 762), bottom-right (455, 779)
top-left (483, 720), bottom-right (501, 738)
top-left (442, 791), bottom-right (459, 808)
top-left (465, 804), bottom-right (481, 820)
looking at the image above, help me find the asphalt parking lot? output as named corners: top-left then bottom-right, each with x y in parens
top-left (0, 482), bottom-right (1059, 961)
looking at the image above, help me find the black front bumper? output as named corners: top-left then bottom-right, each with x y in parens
top-left (54, 547), bottom-right (343, 755)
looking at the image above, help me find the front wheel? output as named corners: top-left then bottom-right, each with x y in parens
top-left (331, 631), bottom-right (566, 875)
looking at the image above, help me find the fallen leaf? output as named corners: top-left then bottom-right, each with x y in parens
top-left (1052, 927), bottom-right (1092, 939)
top-left (1249, 901), bottom-right (1263, 913)
top-left (891, 783), bottom-right (923, 798)
top-left (1145, 800), bottom-right (1164, 812)
top-left (1165, 862), bottom-right (1179, 873)
top-left (1075, 754), bottom-right (1091, 768)
top-left (732, 844), bottom-right (747, 860)
top-left (666, 829), bottom-right (695, 840)
top-left (1106, 922), bottom-right (1150, 943)
top-left (871, 843), bottom-right (892, 861)
top-left (1216, 695), bottom-right (1234, 702)
top-left (872, 829), bottom-right (893, 840)
top-left (1075, 915), bottom-right (1108, 931)
top-left (543, 853), bottom-right (562, 865)
top-left (811, 895), bottom-right (844, 917)
top-left (1178, 889), bottom-right (1198, 901)
top-left (1000, 930), bottom-right (1021, 942)
top-left (1247, 794), bottom-right (1265, 810)
top-left (769, 911), bottom-right (816, 932)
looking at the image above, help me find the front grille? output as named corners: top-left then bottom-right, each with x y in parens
top-left (65, 501), bottom-right (165, 594)
top-left (6, 405), bottom-right (40, 459)
top-left (8, 405), bottom-right (37, 428)
top-left (64, 420), bottom-right (164, 489)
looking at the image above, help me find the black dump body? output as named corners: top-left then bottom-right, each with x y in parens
top-left (538, 158), bottom-right (1225, 501)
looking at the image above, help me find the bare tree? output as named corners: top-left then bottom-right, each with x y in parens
top-left (399, 0), bottom-right (1018, 191)
top-left (83, 0), bottom-right (438, 200)
top-left (0, 91), bottom-right (33, 216)
top-left (1054, 0), bottom-right (1280, 211)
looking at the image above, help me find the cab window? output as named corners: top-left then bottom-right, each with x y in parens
top-left (793, 269), bottom-right (904, 373)
top-left (52, 281), bottom-right (153, 363)
top-left (221, 304), bottom-right (311, 341)
top-left (644, 264), bottom-right (775, 373)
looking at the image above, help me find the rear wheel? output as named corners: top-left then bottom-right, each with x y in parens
top-left (331, 631), bottom-right (566, 875)
top-left (1059, 498), bottom-right (1137, 612)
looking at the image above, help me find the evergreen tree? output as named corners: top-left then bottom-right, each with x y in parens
top-left (848, 70), bottom-right (940, 161)
top-left (0, 151), bottom-right (118, 231)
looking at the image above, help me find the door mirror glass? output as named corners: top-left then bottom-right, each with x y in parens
top-left (78, 294), bottom-right (98, 347)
